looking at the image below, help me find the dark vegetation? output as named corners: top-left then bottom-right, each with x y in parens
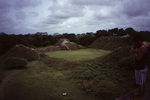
top-left (71, 60), bottom-right (135, 99)
top-left (89, 36), bottom-right (131, 50)
top-left (1, 27), bottom-right (150, 56)
top-left (1, 57), bottom-right (27, 69)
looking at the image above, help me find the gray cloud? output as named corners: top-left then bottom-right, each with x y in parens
top-left (71, 0), bottom-right (118, 6)
top-left (15, 11), bottom-right (27, 20)
top-left (30, 11), bottom-right (39, 17)
top-left (0, 16), bottom-right (20, 34)
top-left (40, 1), bottom-right (85, 26)
top-left (0, 0), bottom-right (150, 34)
top-left (49, 1), bottom-right (84, 19)
top-left (13, 0), bottom-right (41, 10)
top-left (122, 0), bottom-right (150, 17)
top-left (0, 1), bottom-right (11, 15)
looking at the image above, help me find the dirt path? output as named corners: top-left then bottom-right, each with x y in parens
top-left (0, 70), bottom-right (21, 100)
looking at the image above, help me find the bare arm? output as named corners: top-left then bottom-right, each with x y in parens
top-left (134, 45), bottom-right (147, 60)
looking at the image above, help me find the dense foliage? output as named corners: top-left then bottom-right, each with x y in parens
top-left (0, 27), bottom-right (150, 55)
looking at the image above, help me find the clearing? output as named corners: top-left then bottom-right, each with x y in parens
top-left (45, 49), bottom-right (111, 61)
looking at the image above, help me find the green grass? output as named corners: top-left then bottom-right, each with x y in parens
top-left (72, 61), bottom-right (136, 100)
top-left (45, 49), bottom-right (111, 61)
top-left (4, 60), bottom-right (99, 100)
top-left (2, 48), bottom-right (150, 100)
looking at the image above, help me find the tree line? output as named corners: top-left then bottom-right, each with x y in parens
top-left (0, 27), bottom-right (150, 56)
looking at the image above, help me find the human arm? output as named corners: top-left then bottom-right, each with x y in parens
top-left (134, 45), bottom-right (147, 60)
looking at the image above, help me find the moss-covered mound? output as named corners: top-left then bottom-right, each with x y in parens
top-left (90, 36), bottom-right (130, 50)
top-left (64, 42), bottom-right (86, 50)
top-left (1, 57), bottom-right (27, 69)
top-left (102, 46), bottom-right (135, 69)
top-left (2, 44), bottom-right (39, 61)
top-left (36, 39), bottom-right (86, 52)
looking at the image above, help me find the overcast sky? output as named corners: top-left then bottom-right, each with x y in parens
top-left (0, 0), bottom-right (150, 34)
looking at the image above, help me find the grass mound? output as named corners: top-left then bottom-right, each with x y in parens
top-left (103, 46), bottom-right (131, 62)
top-left (65, 42), bottom-right (86, 50)
top-left (102, 46), bottom-right (134, 69)
top-left (36, 45), bottom-right (60, 52)
top-left (36, 42), bottom-right (86, 52)
top-left (2, 44), bottom-right (39, 61)
top-left (90, 36), bottom-right (130, 50)
top-left (1, 57), bottom-right (27, 69)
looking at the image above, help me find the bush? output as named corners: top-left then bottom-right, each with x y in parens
top-left (2, 57), bottom-right (27, 69)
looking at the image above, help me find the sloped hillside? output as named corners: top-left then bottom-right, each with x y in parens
top-left (1, 44), bottom-right (39, 61)
top-left (101, 46), bottom-right (135, 70)
top-left (89, 36), bottom-right (130, 50)
top-left (103, 46), bottom-right (132, 62)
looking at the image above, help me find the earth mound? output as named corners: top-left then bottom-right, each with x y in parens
top-left (1, 44), bottom-right (39, 61)
top-left (103, 46), bottom-right (132, 62)
top-left (36, 38), bottom-right (86, 52)
top-left (90, 36), bottom-right (130, 50)
top-left (102, 46), bottom-right (135, 69)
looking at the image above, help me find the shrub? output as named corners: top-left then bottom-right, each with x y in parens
top-left (2, 57), bottom-right (27, 69)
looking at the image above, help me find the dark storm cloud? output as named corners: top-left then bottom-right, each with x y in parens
top-left (49, 1), bottom-right (84, 18)
top-left (128, 16), bottom-right (150, 30)
top-left (0, 1), bottom-right (15, 33)
top-left (122, 0), bottom-right (150, 17)
top-left (30, 11), bottom-right (39, 17)
top-left (44, 1), bottom-right (85, 25)
top-left (13, 0), bottom-right (41, 10)
top-left (118, 0), bottom-right (150, 31)
top-left (71, 0), bottom-right (117, 6)
top-left (15, 11), bottom-right (27, 20)
top-left (0, 1), bottom-right (11, 15)
top-left (0, 0), bottom-right (150, 34)
top-left (0, 0), bottom-right (42, 34)
top-left (0, 16), bottom-right (20, 34)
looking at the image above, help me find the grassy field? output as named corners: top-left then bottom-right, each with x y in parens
top-left (45, 49), bottom-right (111, 61)
top-left (1, 48), bottom-right (147, 100)
top-left (4, 60), bottom-right (100, 100)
